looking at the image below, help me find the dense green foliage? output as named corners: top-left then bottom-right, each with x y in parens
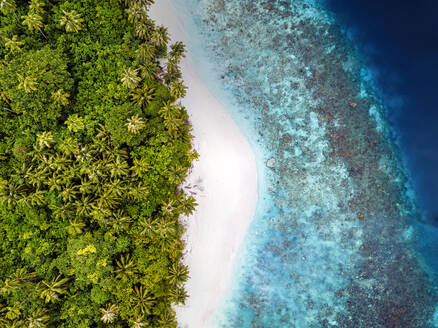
top-left (0, 0), bottom-right (198, 326)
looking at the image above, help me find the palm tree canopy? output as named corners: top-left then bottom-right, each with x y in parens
top-left (60, 10), bottom-right (83, 33)
top-left (22, 13), bottom-right (43, 31)
top-left (4, 35), bottom-right (24, 53)
top-left (0, 0), bottom-right (16, 14)
top-left (121, 67), bottom-right (141, 89)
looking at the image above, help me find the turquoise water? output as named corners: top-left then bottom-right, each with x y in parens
top-left (172, 0), bottom-right (438, 327)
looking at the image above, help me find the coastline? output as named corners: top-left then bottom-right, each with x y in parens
top-left (148, 2), bottom-right (258, 327)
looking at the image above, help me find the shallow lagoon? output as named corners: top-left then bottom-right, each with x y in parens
top-left (172, 0), bottom-right (438, 326)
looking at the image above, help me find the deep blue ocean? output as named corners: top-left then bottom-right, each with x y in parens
top-left (173, 0), bottom-right (438, 326)
top-left (325, 0), bottom-right (438, 281)
top-left (325, 0), bottom-right (438, 232)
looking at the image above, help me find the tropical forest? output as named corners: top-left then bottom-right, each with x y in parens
top-left (0, 0), bottom-right (197, 326)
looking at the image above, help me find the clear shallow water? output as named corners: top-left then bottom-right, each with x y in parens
top-left (172, 0), bottom-right (438, 327)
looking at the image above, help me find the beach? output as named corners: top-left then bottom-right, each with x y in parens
top-left (149, 2), bottom-right (258, 327)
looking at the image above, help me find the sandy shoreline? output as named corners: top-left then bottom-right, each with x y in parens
top-left (149, 2), bottom-right (258, 327)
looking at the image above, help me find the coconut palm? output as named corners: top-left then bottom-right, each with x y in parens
top-left (0, 182), bottom-right (26, 206)
top-left (27, 309), bottom-right (49, 328)
top-left (178, 195), bottom-right (198, 216)
top-left (17, 74), bottom-right (38, 93)
top-left (67, 219), bottom-right (85, 235)
top-left (131, 157), bottom-right (150, 177)
top-left (168, 165), bottom-right (186, 185)
top-left (132, 286), bottom-right (154, 315)
top-left (4, 35), bottom-right (24, 53)
top-left (152, 26), bottom-right (169, 47)
top-left (0, 0), bottom-right (15, 15)
top-left (131, 86), bottom-right (156, 107)
top-left (121, 67), bottom-right (141, 91)
top-left (163, 59), bottom-right (182, 84)
top-left (128, 183), bottom-right (148, 201)
top-left (136, 43), bottom-right (155, 62)
top-left (125, 114), bottom-right (145, 134)
top-left (169, 286), bottom-right (188, 305)
top-left (169, 80), bottom-right (187, 99)
top-left (138, 218), bottom-right (157, 239)
top-left (65, 114), bottom-right (84, 132)
top-left (59, 137), bottom-right (79, 156)
top-left (139, 62), bottom-right (158, 81)
top-left (157, 310), bottom-right (177, 328)
top-left (169, 41), bottom-right (186, 61)
top-left (100, 304), bottom-right (119, 324)
top-left (132, 319), bottom-right (145, 328)
top-left (60, 10), bottom-right (83, 33)
top-left (39, 275), bottom-right (69, 303)
top-left (21, 13), bottom-right (46, 38)
top-left (114, 254), bottom-right (137, 279)
top-left (29, 0), bottom-right (45, 14)
top-left (36, 131), bottom-right (54, 149)
top-left (135, 22), bottom-right (152, 40)
top-left (126, 2), bottom-right (146, 24)
top-left (51, 89), bottom-right (70, 106)
top-left (110, 210), bottom-right (132, 232)
top-left (161, 199), bottom-right (177, 216)
top-left (167, 262), bottom-right (189, 286)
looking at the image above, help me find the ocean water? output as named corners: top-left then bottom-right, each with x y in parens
top-left (171, 0), bottom-right (438, 327)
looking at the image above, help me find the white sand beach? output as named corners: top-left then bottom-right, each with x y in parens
top-left (149, 1), bottom-right (258, 327)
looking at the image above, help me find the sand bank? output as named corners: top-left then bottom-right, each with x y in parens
top-left (149, 2), bottom-right (258, 327)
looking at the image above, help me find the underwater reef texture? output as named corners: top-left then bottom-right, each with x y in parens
top-left (183, 0), bottom-right (437, 327)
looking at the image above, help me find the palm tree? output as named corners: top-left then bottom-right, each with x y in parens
top-left (132, 286), bottom-right (154, 315)
top-left (27, 309), bottom-right (49, 328)
top-left (21, 13), bottom-right (46, 38)
top-left (111, 210), bottom-right (132, 232)
top-left (168, 165), bottom-right (186, 185)
top-left (167, 262), bottom-right (189, 286)
top-left (169, 286), bottom-right (188, 305)
top-left (67, 219), bottom-right (85, 235)
top-left (136, 43), bottom-right (155, 62)
top-left (164, 114), bottom-right (183, 137)
top-left (75, 195), bottom-right (93, 216)
top-left (163, 59), bottom-right (182, 84)
top-left (0, 0), bottom-right (15, 15)
top-left (169, 41), bottom-right (186, 61)
top-left (178, 195), bottom-right (198, 216)
top-left (17, 74), bottom-right (38, 93)
top-left (125, 114), bottom-right (145, 134)
top-left (131, 157), bottom-right (150, 177)
top-left (152, 26), bottom-right (169, 47)
top-left (155, 220), bottom-right (176, 239)
top-left (60, 10), bottom-right (83, 33)
top-left (39, 275), bottom-right (69, 303)
top-left (126, 2), bottom-right (146, 24)
top-left (169, 80), bottom-right (187, 99)
top-left (139, 62), bottom-right (158, 81)
top-left (128, 183), bottom-right (148, 201)
top-left (138, 218), bottom-right (156, 239)
top-left (135, 22), bottom-right (152, 40)
top-left (2, 302), bottom-right (23, 321)
top-left (157, 310), bottom-right (177, 328)
top-left (121, 67), bottom-right (141, 92)
top-left (29, 0), bottom-right (45, 14)
top-left (36, 131), bottom-right (54, 149)
top-left (100, 304), bottom-right (119, 324)
top-left (65, 114), bottom-right (84, 132)
top-left (0, 182), bottom-right (25, 206)
top-left (114, 254), bottom-right (137, 279)
top-left (51, 89), bottom-right (70, 106)
top-left (4, 35), bottom-right (24, 53)
top-left (132, 318), bottom-right (145, 328)
top-left (131, 86), bottom-right (156, 108)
